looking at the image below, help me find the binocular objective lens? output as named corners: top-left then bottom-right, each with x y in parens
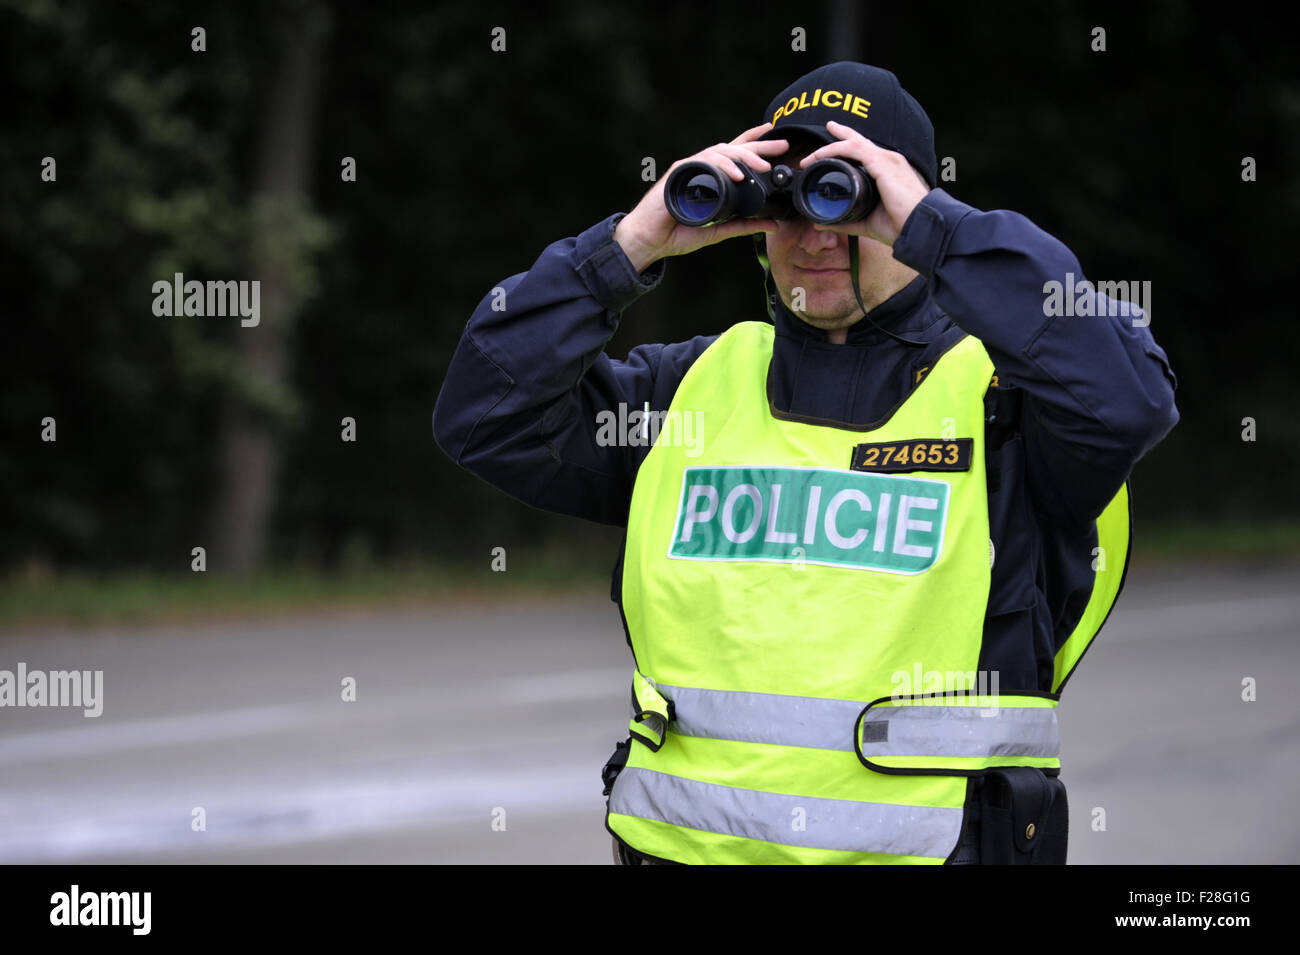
top-left (802, 168), bottom-right (855, 221)
top-left (675, 171), bottom-right (724, 224)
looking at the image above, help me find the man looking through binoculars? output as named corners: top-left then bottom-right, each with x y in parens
top-left (433, 61), bottom-right (1179, 865)
top-left (615, 118), bottom-right (931, 342)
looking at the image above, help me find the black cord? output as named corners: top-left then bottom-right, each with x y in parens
top-left (755, 231), bottom-right (930, 348)
top-left (848, 237), bottom-right (929, 348)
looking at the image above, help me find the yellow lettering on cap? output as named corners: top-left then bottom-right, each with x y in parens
top-left (797, 91), bottom-right (810, 110)
top-left (851, 97), bottom-right (871, 118)
top-left (822, 90), bottom-right (843, 108)
top-left (772, 106), bottom-right (785, 123)
top-left (784, 96), bottom-right (800, 117)
top-left (812, 88), bottom-right (822, 107)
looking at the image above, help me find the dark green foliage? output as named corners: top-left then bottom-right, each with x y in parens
top-left (2, 1), bottom-right (1295, 570)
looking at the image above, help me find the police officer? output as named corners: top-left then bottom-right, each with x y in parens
top-left (433, 62), bottom-right (1179, 864)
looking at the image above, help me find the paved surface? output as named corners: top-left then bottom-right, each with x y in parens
top-left (1, 562), bottom-right (1297, 864)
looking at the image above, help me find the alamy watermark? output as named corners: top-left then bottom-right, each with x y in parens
top-left (596, 402), bottom-right (703, 457)
top-left (890, 663), bottom-right (1001, 717)
top-left (1043, 272), bottom-right (1150, 326)
top-left (0, 663), bottom-right (103, 717)
top-left (50, 885), bottom-right (150, 935)
top-left (152, 272), bottom-right (261, 327)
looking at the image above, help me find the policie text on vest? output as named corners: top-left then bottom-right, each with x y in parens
top-left (670, 466), bottom-right (949, 575)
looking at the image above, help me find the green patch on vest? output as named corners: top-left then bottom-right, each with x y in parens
top-left (669, 466), bottom-right (950, 574)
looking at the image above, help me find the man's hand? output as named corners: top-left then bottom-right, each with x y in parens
top-left (613, 123), bottom-right (790, 274)
top-left (799, 120), bottom-right (932, 247)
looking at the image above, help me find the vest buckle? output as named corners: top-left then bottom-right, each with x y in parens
top-left (628, 670), bottom-right (674, 752)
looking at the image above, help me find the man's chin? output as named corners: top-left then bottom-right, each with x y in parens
top-left (787, 305), bottom-right (862, 330)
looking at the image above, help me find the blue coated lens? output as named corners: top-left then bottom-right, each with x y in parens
top-left (803, 168), bottom-right (854, 221)
top-left (675, 171), bottom-right (723, 223)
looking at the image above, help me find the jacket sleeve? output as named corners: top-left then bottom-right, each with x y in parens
top-left (432, 213), bottom-right (700, 526)
top-left (892, 189), bottom-right (1180, 528)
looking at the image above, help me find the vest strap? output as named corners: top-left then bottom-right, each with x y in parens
top-left (630, 680), bottom-right (1061, 773)
top-left (629, 670), bottom-right (673, 752)
top-left (855, 694), bottom-right (1061, 774)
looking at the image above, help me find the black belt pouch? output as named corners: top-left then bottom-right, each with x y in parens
top-left (978, 767), bottom-right (1069, 865)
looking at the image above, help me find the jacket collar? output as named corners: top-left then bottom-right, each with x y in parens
top-left (769, 274), bottom-right (940, 345)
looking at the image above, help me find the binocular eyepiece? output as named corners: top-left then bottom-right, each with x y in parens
top-left (664, 157), bottom-right (878, 227)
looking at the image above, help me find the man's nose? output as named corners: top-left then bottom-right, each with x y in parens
top-left (797, 220), bottom-right (842, 252)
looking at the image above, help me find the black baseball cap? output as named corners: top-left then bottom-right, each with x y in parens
top-left (759, 61), bottom-right (937, 188)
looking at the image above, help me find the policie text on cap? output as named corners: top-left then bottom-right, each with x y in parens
top-left (663, 62), bottom-right (937, 228)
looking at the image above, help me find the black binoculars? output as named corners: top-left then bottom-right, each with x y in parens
top-left (663, 157), bottom-right (878, 227)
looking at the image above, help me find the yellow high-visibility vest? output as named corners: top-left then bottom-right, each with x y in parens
top-left (607, 321), bottom-right (1129, 864)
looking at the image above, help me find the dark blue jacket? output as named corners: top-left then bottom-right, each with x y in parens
top-left (433, 189), bottom-right (1180, 693)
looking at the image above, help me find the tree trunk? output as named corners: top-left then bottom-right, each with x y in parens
top-left (209, 4), bottom-right (330, 573)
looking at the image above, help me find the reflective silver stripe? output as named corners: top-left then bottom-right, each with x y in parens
top-left (610, 767), bottom-right (962, 859)
top-left (656, 684), bottom-right (1058, 758)
top-left (860, 704), bottom-right (1060, 759)
top-left (658, 684), bottom-right (861, 752)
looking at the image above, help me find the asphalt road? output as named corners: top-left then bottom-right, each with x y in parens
top-left (2, 562), bottom-right (1297, 864)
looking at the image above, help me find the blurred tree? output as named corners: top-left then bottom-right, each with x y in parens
top-left (2, 0), bottom-right (1296, 574)
top-left (210, 2), bottom-right (332, 572)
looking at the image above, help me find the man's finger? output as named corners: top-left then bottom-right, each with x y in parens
top-left (699, 150), bottom-right (749, 181)
top-left (714, 142), bottom-right (788, 172)
top-left (799, 138), bottom-right (875, 167)
top-left (708, 218), bottom-right (779, 242)
top-left (746, 138), bottom-right (791, 153)
top-left (730, 122), bottom-right (775, 145)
